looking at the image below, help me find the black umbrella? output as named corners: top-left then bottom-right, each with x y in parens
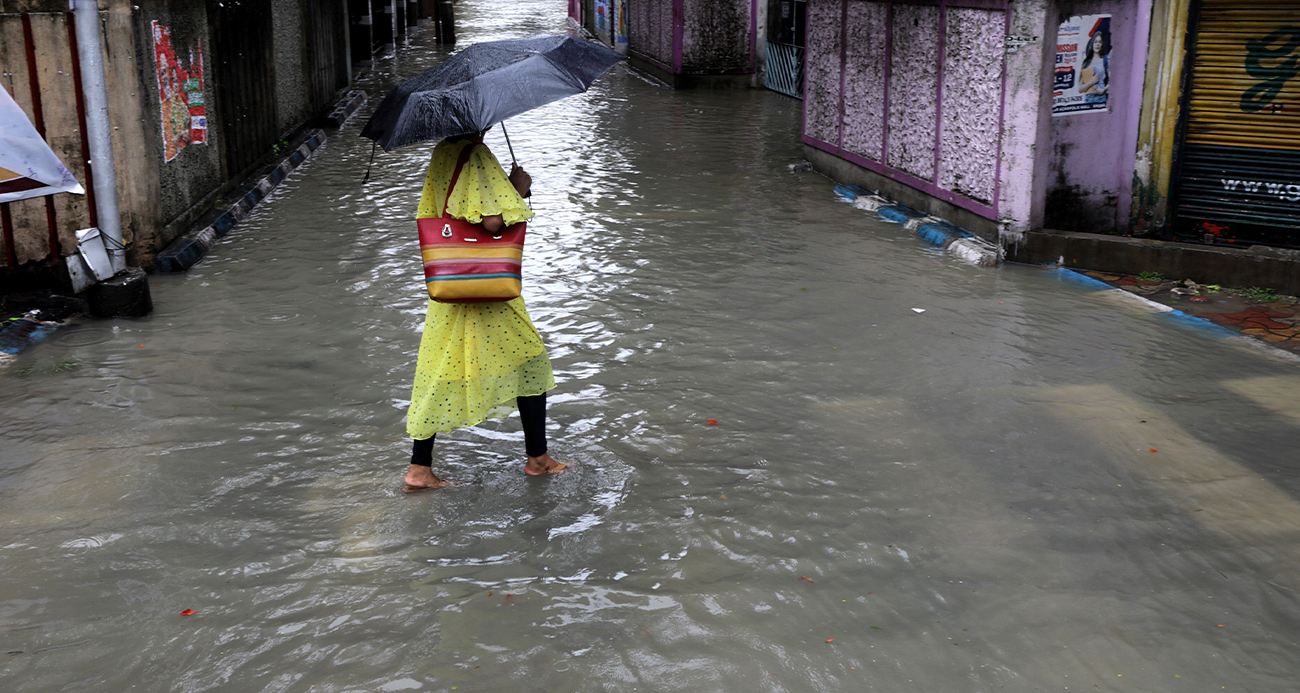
top-left (361, 35), bottom-right (626, 153)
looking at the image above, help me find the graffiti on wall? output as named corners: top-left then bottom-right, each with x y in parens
top-left (1053, 15), bottom-right (1112, 116)
top-left (153, 20), bottom-right (207, 162)
top-left (1241, 26), bottom-right (1300, 113)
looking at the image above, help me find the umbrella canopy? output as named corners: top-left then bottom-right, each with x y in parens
top-left (361, 35), bottom-right (625, 151)
top-left (0, 86), bottom-right (84, 203)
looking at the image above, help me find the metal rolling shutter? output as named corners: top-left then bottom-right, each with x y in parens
top-left (1175, 0), bottom-right (1300, 244)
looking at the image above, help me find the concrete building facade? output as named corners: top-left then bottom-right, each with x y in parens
top-left (0, 0), bottom-right (353, 294)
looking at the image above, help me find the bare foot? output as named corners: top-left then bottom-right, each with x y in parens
top-left (524, 453), bottom-right (568, 476)
top-left (403, 464), bottom-right (452, 493)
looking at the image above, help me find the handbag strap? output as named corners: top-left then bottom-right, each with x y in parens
top-left (440, 142), bottom-right (478, 217)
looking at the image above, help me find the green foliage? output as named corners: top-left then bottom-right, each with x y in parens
top-left (1242, 286), bottom-right (1279, 303)
top-left (17, 360), bottom-right (78, 376)
top-left (1205, 284), bottom-right (1222, 293)
top-left (1137, 270), bottom-right (1164, 282)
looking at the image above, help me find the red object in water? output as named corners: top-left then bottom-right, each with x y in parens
top-left (179, 609), bottom-right (198, 616)
top-left (826, 638), bottom-right (835, 643)
top-left (706, 420), bottom-right (718, 425)
top-left (1149, 449), bottom-right (1158, 453)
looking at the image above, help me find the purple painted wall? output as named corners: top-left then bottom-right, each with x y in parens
top-left (999, 0), bottom-right (1054, 236)
top-left (1045, 0), bottom-right (1150, 234)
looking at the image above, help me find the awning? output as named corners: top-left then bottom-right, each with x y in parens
top-left (0, 86), bottom-right (84, 204)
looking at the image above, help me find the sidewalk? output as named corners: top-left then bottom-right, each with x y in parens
top-left (1067, 268), bottom-right (1300, 355)
top-left (1007, 229), bottom-right (1300, 296)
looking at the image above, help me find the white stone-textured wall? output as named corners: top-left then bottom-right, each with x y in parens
top-left (938, 8), bottom-right (1005, 205)
top-left (800, 0), bottom-right (1053, 229)
top-left (841, 1), bottom-right (888, 162)
top-left (804, 0), bottom-right (844, 146)
top-left (886, 3), bottom-right (940, 181)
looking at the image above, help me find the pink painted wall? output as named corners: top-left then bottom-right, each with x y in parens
top-left (997, 0), bottom-right (1054, 236)
top-left (1045, 0), bottom-right (1151, 234)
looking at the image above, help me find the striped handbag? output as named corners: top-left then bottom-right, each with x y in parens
top-left (417, 144), bottom-right (526, 303)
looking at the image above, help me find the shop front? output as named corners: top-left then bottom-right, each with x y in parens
top-left (1172, 0), bottom-right (1300, 248)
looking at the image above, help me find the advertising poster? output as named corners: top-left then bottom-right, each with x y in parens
top-left (594, 0), bottom-right (611, 39)
top-left (615, 0), bottom-right (628, 50)
top-left (1053, 14), bottom-right (1112, 116)
top-left (153, 20), bottom-right (208, 161)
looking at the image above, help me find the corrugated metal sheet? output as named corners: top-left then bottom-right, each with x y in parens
top-left (1178, 143), bottom-right (1300, 230)
top-left (1175, 1), bottom-right (1300, 241)
top-left (1184, 1), bottom-right (1300, 150)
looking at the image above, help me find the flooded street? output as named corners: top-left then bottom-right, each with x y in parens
top-left (4, 3), bottom-right (1300, 691)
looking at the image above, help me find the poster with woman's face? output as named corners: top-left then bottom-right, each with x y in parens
top-left (1053, 15), bottom-right (1113, 116)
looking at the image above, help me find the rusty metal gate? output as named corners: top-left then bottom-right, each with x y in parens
top-left (1173, 0), bottom-right (1300, 247)
top-left (207, 0), bottom-right (278, 177)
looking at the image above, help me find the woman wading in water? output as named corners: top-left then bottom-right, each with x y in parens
top-left (403, 128), bottom-right (565, 492)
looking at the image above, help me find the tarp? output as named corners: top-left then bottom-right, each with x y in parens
top-left (0, 86), bottom-right (84, 204)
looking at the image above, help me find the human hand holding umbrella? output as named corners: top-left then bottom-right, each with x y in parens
top-left (360, 34), bottom-right (625, 184)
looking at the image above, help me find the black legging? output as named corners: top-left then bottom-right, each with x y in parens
top-left (410, 393), bottom-right (547, 466)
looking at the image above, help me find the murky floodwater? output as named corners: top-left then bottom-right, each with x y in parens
top-left (4, 3), bottom-right (1300, 692)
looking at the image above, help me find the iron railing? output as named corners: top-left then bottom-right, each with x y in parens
top-left (765, 40), bottom-right (803, 99)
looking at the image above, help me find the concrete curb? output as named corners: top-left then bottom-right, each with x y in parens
top-left (1047, 268), bottom-right (1300, 362)
top-left (320, 90), bottom-right (367, 129)
top-left (155, 129), bottom-right (328, 273)
top-left (834, 184), bottom-right (1001, 267)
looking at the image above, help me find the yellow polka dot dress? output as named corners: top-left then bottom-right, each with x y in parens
top-left (406, 138), bottom-right (556, 439)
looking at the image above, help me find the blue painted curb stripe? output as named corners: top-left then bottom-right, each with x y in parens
top-left (1048, 268), bottom-right (1115, 293)
top-left (1154, 310), bottom-right (1239, 339)
top-left (155, 129), bottom-right (326, 273)
top-left (1050, 268), bottom-right (1242, 340)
